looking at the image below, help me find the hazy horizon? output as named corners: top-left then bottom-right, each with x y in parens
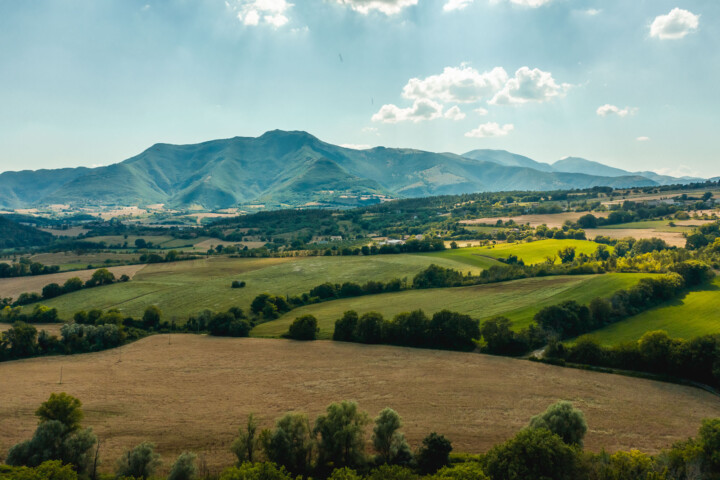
top-left (1, 0), bottom-right (718, 177)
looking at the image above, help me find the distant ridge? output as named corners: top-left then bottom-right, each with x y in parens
top-left (0, 130), bottom-right (706, 210)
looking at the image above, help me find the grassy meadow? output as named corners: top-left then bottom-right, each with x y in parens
top-left (422, 239), bottom-right (607, 267)
top-left (28, 253), bottom-right (489, 321)
top-left (252, 273), bottom-right (652, 339)
top-left (577, 276), bottom-right (720, 345)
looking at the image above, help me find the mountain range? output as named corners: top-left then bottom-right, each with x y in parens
top-left (0, 130), bottom-right (711, 210)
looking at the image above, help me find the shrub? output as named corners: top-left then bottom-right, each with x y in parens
top-left (528, 401), bottom-right (588, 447)
top-left (417, 433), bottom-right (452, 474)
top-left (115, 442), bottom-right (161, 480)
top-left (287, 315), bottom-right (318, 340)
top-left (167, 452), bottom-right (197, 480)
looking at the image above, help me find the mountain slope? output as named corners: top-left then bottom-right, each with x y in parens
top-left (0, 216), bottom-right (54, 248)
top-left (463, 149), bottom-right (554, 172)
top-left (552, 157), bottom-right (704, 186)
top-left (0, 131), bottom-right (674, 210)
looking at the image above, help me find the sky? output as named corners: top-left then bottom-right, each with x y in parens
top-left (0, 0), bottom-right (718, 177)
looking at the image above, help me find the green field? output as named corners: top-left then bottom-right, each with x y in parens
top-left (251, 273), bottom-right (652, 339)
top-left (578, 277), bottom-right (720, 345)
top-left (598, 220), bottom-right (692, 232)
top-left (30, 253), bottom-right (490, 321)
top-left (422, 239), bottom-right (607, 267)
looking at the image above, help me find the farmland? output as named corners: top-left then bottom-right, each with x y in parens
top-left (252, 273), bottom-right (652, 339)
top-left (0, 264), bottom-right (146, 299)
top-left (1, 336), bottom-right (718, 473)
top-left (578, 276), bottom-right (720, 345)
top-left (25, 254), bottom-right (488, 321)
top-left (424, 239), bottom-right (607, 267)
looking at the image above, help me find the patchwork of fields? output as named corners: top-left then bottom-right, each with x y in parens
top-left (251, 273), bottom-right (653, 339)
top-left (2, 336), bottom-right (718, 473)
top-left (26, 253), bottom-right (489, 321)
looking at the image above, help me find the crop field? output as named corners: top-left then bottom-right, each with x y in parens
top-left (26, 254), bottom-right (488, 321)
top-left (252, 273), bottom-right (652, 339)
top-left (423, 239), bottom-right (607, 267)
top-left (28, 252), bottom-right (141, 270)
top-left (579, 277), bottom-right (720, 345)
top-left (587, 229), bottom-right (687, 247)
top-left (1, 336), bottom-right (718, 474)
top-left (462, 212), bottom-right (610, 228)
top-left (0, 264), bottom-right (146, 299)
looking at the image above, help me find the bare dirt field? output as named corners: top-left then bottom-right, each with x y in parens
top-left (462, 212), bottom-right (610, 228)
top-left (588, 229), bottom-right (686, 247)
top-left (0, 264), bottom-right (146, 299)
top-left (1, 336), bottom-right (718, 474)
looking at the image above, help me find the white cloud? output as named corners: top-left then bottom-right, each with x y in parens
top-left (650, 8), bottom-right (699, 40)
top-left (444, 106), bottom-right (466, 121)
top-left (465, 122), bottom-right (514, 138)
top-left (443, 0), bottom-right (474, 12)
top-left (474, 107), bottom-right (489, 116)
top-left (362, 127), bottom-right (379, 134)
top-left (333, 0), bottom-right (418, 15)
top-left (636, 136), bottom-right (650, 142)
top-left (371, 99), bottom-right (444, 123)
top-left (402, 65), bottom-right (509, 104)
top-left (491, 0), bottom-right (553, 6)
top-left (584, 8), bottom-right (600, 16)
top-left (230, 0), bottom-right (293, 28)
top-left (655, 165), bottom-right (701, 178)
top-left (596, 104), bottom-right (637, 117)
top-left (340, 144), bottom-right (373, 150)
top-left (489, 67), bottom-right (570, 105)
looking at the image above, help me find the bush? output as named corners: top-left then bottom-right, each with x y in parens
top-left (115, 442), bottom-right (161, 479)
top-left (167, 452), bottom-right (197, 480)
top-left (528, 401), bottom-right (588, 446)
top-left (287, 315), bottom-right (318, 340)
top-left (417, 433), bottom-right (452, 474)
top-left (231, 280), bottom-right (246, 289)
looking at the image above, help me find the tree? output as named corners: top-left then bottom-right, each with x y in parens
top-left (479, 317), bottom-right (525, 356)
top-left (577, 214), bottom-right (598, 229)
top-left (528, 401), bottom-right (588, 446)
top-left (355, 312), bottom-right (384, 344)
top-left (287, 315), bottom-right (318, 341)
top-left (431, 462), bottom-right (489, 479)
top-left (264, 412), bottom-right (314, 474)
top-left (115, 442), bottom-right (161, 480)
top-left (416, 433), bottom-right (452, 474)
top-left (142, 305), bottom-right (162, 330)
top-left (483, 428), bottom-right (579, 480)
top-left (62, 277), bottom-right (83, 294)
top-left (42, 283), bottom-right (63, 300)
top-left (168, 452), bottom-right (198, 480)
top-left (4, 322), bottom-right (38, 358)
top-left (333, 311), bottom-right (359, 342)
top-left (90, 268), bottom-right (115, 286)
top-left (557, 247), bottom-right (576, 264)
top-left (36, 393), bottom-right (84, 432)
top-left (232, 414), bottom-right (259, 464)
top-left (219, 462), bottom-right (295, 480)
top-left (594, 244), bottom-right (610, 261)
top-left (372, 408), bottom-right (412, 465)
top-left (315, 401), bottom-right (369, 469)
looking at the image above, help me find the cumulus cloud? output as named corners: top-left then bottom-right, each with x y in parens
top-left (491, 0), bottom-right (553, 6)
top-left (584, 8), bottom-right (601, 16)
top-left (650, 8), bottom-right (699, 40)
top-left (444, 106), bottom-right (466, 121)
top-left (465, 122), bottom-right (514, 138)
top-left (474, 107), bottom-right (489, 116)
top-left (371, 99), bottom-right (444, 123)
top-left (489, 67), bottom-right (571, 105)
top-left (596, 104), bottom-right (637, 117)
top-left (230, 0), bottom-right (293, 27)
top-left (333, 0), bottom-right (418, 15)
top-left (402, 65), bottom-right (509, 104)
top-left (636, 136), bottom-right (650, 142)
top-left (443, 0), bottom-right (474, 12)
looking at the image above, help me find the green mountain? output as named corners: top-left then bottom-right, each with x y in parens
top-left (553, 157), bottom-right (705, 186)
top-left (0, 130), bottom-right (672, 210)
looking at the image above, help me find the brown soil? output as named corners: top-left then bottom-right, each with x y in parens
top-left (1, 336), bottom-right (718, 474)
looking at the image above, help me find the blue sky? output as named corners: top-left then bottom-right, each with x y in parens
top-left (1, 0), bottom-right (718, 177)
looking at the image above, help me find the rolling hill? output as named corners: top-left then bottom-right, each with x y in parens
top-left (0, 130), bottom-right (695, 210)
top-left (552, 157), bottom-right (705, 185)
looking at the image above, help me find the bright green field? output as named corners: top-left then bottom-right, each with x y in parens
top-left (421, 239), bottom-right (608, 267)
top-left (578, 277), bottom-right (720, 345)
top-left (30, 254), bottom-right (492, 321)
top-left (251, 273), bottom-right (652, 339)
top-left (599, 220), bottom-right (691, 232)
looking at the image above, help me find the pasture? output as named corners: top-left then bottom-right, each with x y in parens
top-left (0, 264), bottom-right (146, 299)
top-left (586, 229), bottom-right (686, 247)
top-left (461, 211), bottom-right (610, 228)
top-left (579, 277), bottom-right (720, 345)
top-left (27, 254), bottom-right (488, 321)
top-left (424, 239), bottom-right (607, 267)
top-left (252, 273), bottom-right (652, 339)
top-left (1, 336), bottom-right (718, 473)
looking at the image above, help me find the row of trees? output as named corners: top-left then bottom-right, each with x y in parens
top-left (8, 268), bottom-right (127, 307)
top-left (6, 394), bottom-right (720, 479)
top-left (0, 257), bottom-right (59, 278)
top-left (333, 309), bottom-right (480, 352)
